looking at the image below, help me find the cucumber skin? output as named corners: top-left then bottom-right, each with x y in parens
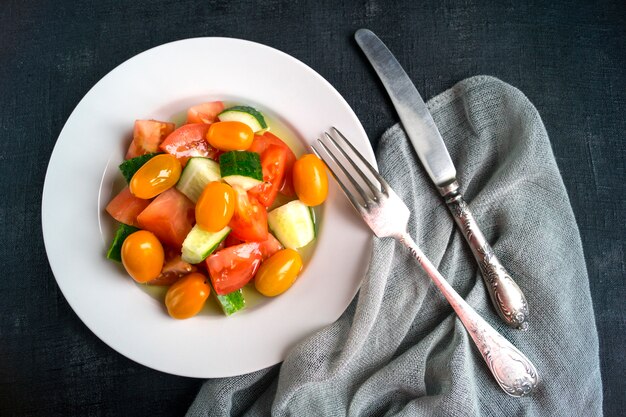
top-left (211, 284), bottom-right (246, 315)
top-left (118, 153), bottom-right (160, 183)
top-left (106, 223), bottom-right (140, 262)
top-left (216, 290), bottom-right (246, 316)
top-left (219, 106), bottom-right (267, 129)
top-left (310, 207), bottom-right (317, 238)
top-left (219, 151), bottom-right (263, 181)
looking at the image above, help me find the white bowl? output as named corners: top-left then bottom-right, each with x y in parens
top-left (42, 37), bottom-right (374, 378)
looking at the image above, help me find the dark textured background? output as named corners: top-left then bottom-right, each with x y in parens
top-left (1, 0), bottom-right (623, 415)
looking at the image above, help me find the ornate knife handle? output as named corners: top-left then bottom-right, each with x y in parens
top-left (439, 181), bottom-right (529, 330)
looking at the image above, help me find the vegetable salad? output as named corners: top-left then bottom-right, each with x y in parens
top-left (105, 102), bottom-right (328, 318)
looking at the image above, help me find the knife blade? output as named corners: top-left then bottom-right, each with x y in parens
top-left (355, 28), bottom-right (530, 330)
top-left (354, 29), bottom-right (455, 187)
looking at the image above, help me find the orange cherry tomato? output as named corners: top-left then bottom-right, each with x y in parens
top-left (130, 154), bottom-right (182, 199)
top-left (196, 182), bottom-right (236, 232)
top-left (165, 272), bottom-right (211, 319)
top-left (292, 154), bottom-right (328, 206)
top-left (121, 230), bottom-right (165, 283)
top-left (206, 121), bottom-right (254, 151)
top-left (254, 249), bottom-right (303, 297)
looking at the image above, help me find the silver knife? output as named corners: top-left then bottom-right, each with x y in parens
top-left (355, 28), bottom-right (529, 330)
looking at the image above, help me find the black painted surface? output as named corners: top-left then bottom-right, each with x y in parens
top-left (0, 1), bottom-right (623, 415)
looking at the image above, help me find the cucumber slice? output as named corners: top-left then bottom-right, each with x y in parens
top-left (118, 153), bottom-right (160, 183)
top-left (181, 225), bottom-right (231, 264)
top-left (212, 286), bottom-right (246, 316)
top-left (218, 106), bottom-right (267, 132)
top-left (176, 157), bottom-right (221, 202)
top-left (267, 200), bottom-right (315, 249)
top-left (106, 223), bottom-right (139, 262)
top-left (219, 151), bottom-right (263, 190)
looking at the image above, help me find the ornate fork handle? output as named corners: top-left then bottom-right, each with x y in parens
top-left (439, 181), bottom-right (529, 330)
top-left (314, 127), bottom-right (539, 396)
top-left (398, 232), bottom-right (539, 397)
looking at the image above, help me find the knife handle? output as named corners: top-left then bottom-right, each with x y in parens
top-left (439, 181), bottom-right (529, 330)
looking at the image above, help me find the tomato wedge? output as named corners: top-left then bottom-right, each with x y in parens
top-left (228, 186), bottom-right (268, 242)
top-left (258, 233), bottom-right (283, 259)
top-left (136, 188), bottom-right (195, 249)
top-left (126, 120), bottom-right (175, 160)
top-left (186, 101), bottom-right (224, 124)
top-left (105, 186), bottom-right (151, 227)
top-left (248, 144), bottom-right (287, 207)
top-left (249, 132), bottom-right (296, 196)
top-left (159, 123), bottom-right (221, 165)
top-left (206, 243), bottom-right (263, 295)
top-left (223, 233), bottom-right (282, 259)
top-left (223, 233), bottom-right (243, 248)
top-left (147, 248), bottom-right (196, 286)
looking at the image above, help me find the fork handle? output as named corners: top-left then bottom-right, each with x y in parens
top-left (439, 181), bottom-right (529, 330)
top-left (397, 232), bottom-right (539, 397)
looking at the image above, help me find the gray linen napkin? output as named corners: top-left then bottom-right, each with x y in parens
top-left (187, 76), bottom-right (603, 416)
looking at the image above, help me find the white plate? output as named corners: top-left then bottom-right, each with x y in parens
top-left (42, 37), bottom-right (374, 378)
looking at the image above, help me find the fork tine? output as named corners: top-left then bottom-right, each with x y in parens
top-left (325, 131), bottom-right (384, 199)
top-left (331, 127), bottom-right (390, 195)
top-left (314, 138), bottom-right (371, 205)
top-left (311, 141), bottom-right (364, 213)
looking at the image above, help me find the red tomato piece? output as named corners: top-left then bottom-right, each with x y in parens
top-left (224, 233), bottom-right (282, 258)
top-left (258, 233), bottom-right (283, 260)
top-left (228, 186), bottom-right (268, 242)
top-left (136, 188), bottom-right (195, 249)
top-left (105, 186), bottom-right (151, 227)
top-left (126, 120), bottom-right (175, 160)
top-left (224, 234), bottom-right (243, 247)
top-left (249, 132), bottom-right (296, 196)
top-left (159, 123), bottom-right (221, 165)
top-left (187, 101), bottom-right (224, 124)
top-left (147, 248), bottom-right (197, 286)
top-left (248, 144), bottom-right (287, 207)
top-left (206, 243), bottom-right (263, 295)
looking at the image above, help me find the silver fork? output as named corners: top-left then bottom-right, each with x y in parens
top-left (312, 127), bottom-right (539, 397)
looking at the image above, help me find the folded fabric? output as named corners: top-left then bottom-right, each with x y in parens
top-left (187, 76), bottom-right (603, 416)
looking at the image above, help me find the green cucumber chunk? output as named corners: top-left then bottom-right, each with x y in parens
top-left (218, 105), bottom-right (267, 132)
top-left (118, 153), bottom-right (160, 183)
top-left (181, 225), bottom-right (231, 264)
top-left (213, 287), bottom-right (246, 316)
top-left (176, 157), bottom-right (221, 202)
top-left (106, 223), bottom-right (140, 262)
top-left (219, 151), bottom-right (263, 190)
top-left (267, 200), bottom-right (315, 249)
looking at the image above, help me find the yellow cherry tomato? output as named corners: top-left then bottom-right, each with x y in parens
top-left (165, 272), bottom-right (211, 319)
top-left (206, 121), bottom-right (254, 151)
top-left (130, 154), bottom-right (182, 199)
top-left (255, 249), bottom-right (303, 297)
top-left (293, 154), bottom-right (328, 206)
top-left (121, 230), bottom-right (165, 283)
top-left (195, 182), bottom-right (236, 232)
